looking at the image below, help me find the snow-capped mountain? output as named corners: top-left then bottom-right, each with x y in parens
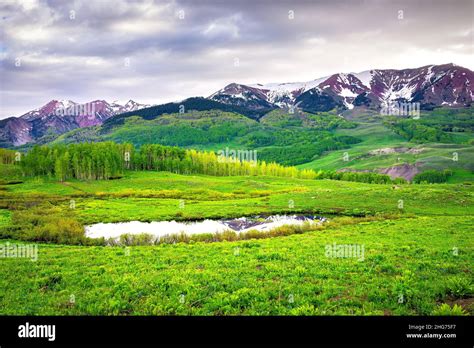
top-left (1, 63), bottom-right (472, 148)
top-left (209, 83), bottom-right (275, 110)
top-left (209, 63), bottom-right (474, 112)
top-left (0, 99), bottom-right (151, 146)
top-left (249, 75), bottom-right (330, 107)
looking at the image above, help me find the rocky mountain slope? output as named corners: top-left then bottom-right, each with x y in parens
top-left (2, 63), bottom-right (472, 147)
top-left (0, 99), bottom-right (150, 146)
top-left (209, 63), bottom-right (474, 112)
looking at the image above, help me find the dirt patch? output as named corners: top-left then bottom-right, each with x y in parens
top-left (406, 148), bottom-right (425, 154)
top-left (60, 181), bottom-right (88, 193)
top-left (440, 297), bottom-right (474, 314)
top-left (368, 147), bottom-right (424, 156)
top-left (377, 163), bottom-right (421, 181)
top-left (338, 162), bottom-right (421, 181)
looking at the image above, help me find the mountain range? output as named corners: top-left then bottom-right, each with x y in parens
top-left (209, 63), bottom-right (474, 112)
top-left (0, 99), bottom-right (150, 146)
top-left (1, 63), bottom-right (472, 147)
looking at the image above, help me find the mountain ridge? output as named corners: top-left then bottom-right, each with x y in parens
top-left (1, 63), bottom-right (473, 147)
top-left (209, 63), bottom-right (474, 112)
top-left (1, 99), bottom-right (150, 146)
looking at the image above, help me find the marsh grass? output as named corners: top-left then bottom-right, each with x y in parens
top-left (3, 204), bottom-right (103, 245)
top-left (103, 215), bottom-right (403, 246)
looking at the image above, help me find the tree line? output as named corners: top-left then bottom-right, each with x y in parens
top-left (0, 148), bottom-right (19, 164)
top-left (385, 119), bottom-right (452, 143)
top-left (412, 169), bottom-right (453, 184)
top-left (16, 142), bottom-right (318, 181)
top-left (9, 142), bottom-right (444, 185)
top-left (314, 170), bottom-right (406, 184)
top-left (20, 142), bottom-right (132, 180)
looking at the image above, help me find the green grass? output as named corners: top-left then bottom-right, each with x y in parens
top-left (1, 170), bottom-right (473, 225)
top-left (0, 163), bottom-right (23, 179)
top-left (2, 107), bottom-right (473, 316)
top-left (297, 121), bottom-right (474, 182)
top-left (0, 160), bottom-right (472, 315)
top-left (0, 216), bottom-right (472, 315)
top-left (0, 210), bottom-right (11, 228)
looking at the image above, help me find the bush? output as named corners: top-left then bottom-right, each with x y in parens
top-left (118, 233), bottom-right (156, 246)
top-left (413, 169), bottom-right (453, 184)
top-left (317, 170), bottom-right (394, 184)
top-left (393, 177), bottom-right (408, 185)
top-left (7, 205), bottom-right (97, 245)
top-left (431, 304), bottom-right (467, 316)
top-left (444, 277), bottom-right (472, 298)
top-left (36, 218), bottom-right (85, 244)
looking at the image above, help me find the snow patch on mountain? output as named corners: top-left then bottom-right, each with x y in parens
top-left (3, 99), bottom-right (152, 146)
top-left (210, 63), bottom-right (474, 112)
top-left (248, 76), bottom-right (330, 105)
top-left (352, 70), bottom-right (373, 89)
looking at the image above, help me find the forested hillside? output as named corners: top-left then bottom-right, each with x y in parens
top-left (10, 105), bottom-right (474, 183)
top-left (17, 142), bottom-right (317, 181)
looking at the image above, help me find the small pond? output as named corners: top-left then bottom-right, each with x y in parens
top-left (85, 215), bottom-right (327, 240)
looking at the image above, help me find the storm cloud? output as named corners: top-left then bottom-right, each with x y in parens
top-left (0, 0), bottom-right (473, 118)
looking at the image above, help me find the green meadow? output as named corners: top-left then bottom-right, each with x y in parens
top-left (0, 214), bottom-right (472, 315)
top-left (1, 106), bottom-right (473, 316)
top-left (298, 121), bottom-right (474, 182)
top-left (0, 164), bottom-right (473, 315)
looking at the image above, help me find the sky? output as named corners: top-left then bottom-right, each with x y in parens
top-left (0, 0), bottom-right (473, 119)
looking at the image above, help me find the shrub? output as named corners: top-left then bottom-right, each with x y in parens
top-left (444, 277), bottom-right (472, 298)
top-left (431, 304), bottom-right (468, 316)
top-left (413, 169), bottom-right (453, 184)
top-left (119, 233), bottom-right (156, 246)
top-left (317, 170), bottom-right (394, 184)
top-left (7, 205), bottom-right (94, 245)
top-left (36, 218), bottom-right (84, 244)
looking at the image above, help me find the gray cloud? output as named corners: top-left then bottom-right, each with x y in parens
top-left (0, 0), bottom-right (472, 118)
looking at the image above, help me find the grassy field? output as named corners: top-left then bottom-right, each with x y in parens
top-left (0, 215), bottom-right (472, 315)
top-left (298, 121), bottom-right (474, 182)
top-left (0, 163), bottom-right (473, 315)
top-left (1, 168), bottom-right (473, 224)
